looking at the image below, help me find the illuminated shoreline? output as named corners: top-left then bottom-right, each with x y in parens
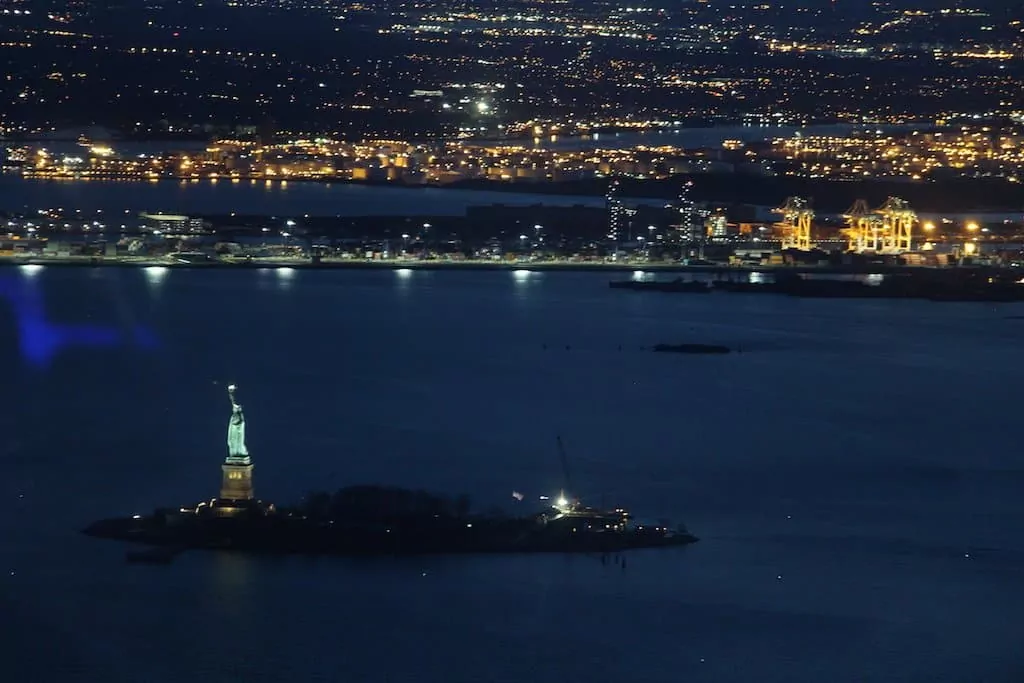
top-left (0, 256), bottom-right (1007, 275)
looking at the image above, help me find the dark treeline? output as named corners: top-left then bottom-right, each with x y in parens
top-left (295, 486), bottom-right (474, 524)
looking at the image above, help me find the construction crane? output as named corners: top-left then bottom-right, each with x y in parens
top-left (556, 435), bottom-right (572, 506)
top-left (875, 196), bottom-right (916, 253)
top-left (773, 196), bottom-right (814, 251)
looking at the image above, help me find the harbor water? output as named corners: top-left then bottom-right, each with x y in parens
top-left (0, 175), bottom-right (611, 217)
top-left (2, 266), bottom-right (1023, 682)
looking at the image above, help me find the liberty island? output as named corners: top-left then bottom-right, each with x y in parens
top-left (82, 386), bottom-right (698, 558)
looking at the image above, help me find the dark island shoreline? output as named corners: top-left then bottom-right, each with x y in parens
top-left (83, 485), bottom-right (700, 560)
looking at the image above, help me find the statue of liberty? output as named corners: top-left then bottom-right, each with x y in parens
top-left (226, 384), bottom-right (249, 460)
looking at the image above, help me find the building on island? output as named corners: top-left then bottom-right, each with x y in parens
top-left (139, 213), bottom-right (206, 234)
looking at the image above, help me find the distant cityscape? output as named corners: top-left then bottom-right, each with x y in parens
top-left (0, 0), bottom-right (1021, 138)
top-left (1, 0), bottom-right (1023, 271)
top-left (6, 122), bottom-right (1024, 186)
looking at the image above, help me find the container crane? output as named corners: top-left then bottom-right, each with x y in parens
top-left (842, 197), bottom-right (917, 253)
top-left (841, 199), bottom-right (880, 252)
top-left (875, 196), bottom-right (916, 253)
top-left (773, 196), bottom-right (814, 251)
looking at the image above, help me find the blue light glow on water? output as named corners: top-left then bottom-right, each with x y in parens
top-left (0, 267), bottom-right (159, 367)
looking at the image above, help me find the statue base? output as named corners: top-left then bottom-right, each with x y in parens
top-left (220, 461), bottom-right (254, 502)
top-left (206, 496), bottom-right (268, 518)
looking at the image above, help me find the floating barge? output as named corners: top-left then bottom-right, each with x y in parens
top-left (609, 278), bottom-right (711, 293)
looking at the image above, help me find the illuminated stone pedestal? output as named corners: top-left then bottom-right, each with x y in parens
top-left (220, 459), bottom-right (254, 502)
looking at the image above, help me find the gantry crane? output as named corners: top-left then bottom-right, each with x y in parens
top-left (841, 197), bottom-right (916, 253)
top-left (773, 196), bottom-right (815, 251)
top-left (842, 199), bottom-right (878, 252)
top-left (875, 196), bottom-right (916, 253)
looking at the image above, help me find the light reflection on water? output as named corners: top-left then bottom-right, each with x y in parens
top-left (276, 267), bottom-right (295, 289)
top-left (211, 552), bottom-right (255, 617)
top-left (145, 266), bottom-right (169, 287)
top-left (394, 267), bottom-right (415, 297)
top-left (512, 268), bottom-right (535, 283)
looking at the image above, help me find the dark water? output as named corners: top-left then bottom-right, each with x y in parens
top-left (2, 265), bottom-right (1024, 682)
top-left (0, 176), bottom-right (609, 216)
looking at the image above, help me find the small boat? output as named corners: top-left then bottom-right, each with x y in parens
top-left (653, 343), bottom-right (731, 354)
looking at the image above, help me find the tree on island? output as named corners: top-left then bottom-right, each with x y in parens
top-left (296, 486), bottom-right (473, 523)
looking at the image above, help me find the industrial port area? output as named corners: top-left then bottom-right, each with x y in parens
top-left (6, 118), bottom-right (1024, 276)
top-left (1, 177), bottom-right (1021, 274)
